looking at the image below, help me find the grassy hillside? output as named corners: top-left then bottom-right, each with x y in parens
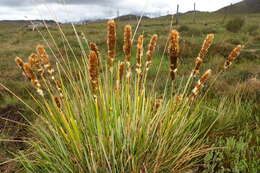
top-left (217, 0), bottom-right (260, 14)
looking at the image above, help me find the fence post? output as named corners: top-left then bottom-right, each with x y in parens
top-left (193, 2), bottom-right (196, 23)
top-left (176, 4), bottom-right (179, 25)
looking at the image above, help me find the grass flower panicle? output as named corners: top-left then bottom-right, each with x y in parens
top-left (191, 69), bottom-right (212, 97)
top-left (123, 25), bottom-right (132, 63)
top-left (224, 45), bottom-right (243, 69)
top-left (192, 34), bottom-right (214, 77)
top-left (107, 20), bottom-right (116, 66)
top-left (136, 35), bottom-right (144, 75)
top-left (198, 34), bottom-right (214, 59)
top-left (89, 50), bottom-right (99, 93)
top-left (145, 34), bottom-right (158, 71)
top-left (15, 57), bottom-right (25, 70)
top-left (168, 30), bottom-right (180, 80)
top-left (23, 63), bottom-right (44, 96)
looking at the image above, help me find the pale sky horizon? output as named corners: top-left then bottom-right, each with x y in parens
top-left (0, 0), bottom-right (243, 22)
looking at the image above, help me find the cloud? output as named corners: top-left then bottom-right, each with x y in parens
top-left (0, 0), bottom-right (243, 21)
top-left (0, 0), bottom-right (113, 7)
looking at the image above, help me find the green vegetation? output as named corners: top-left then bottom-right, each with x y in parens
top-left (0, 9), bottom-right (260, 172)
top-left (225, 17), bottom-right (245, 33)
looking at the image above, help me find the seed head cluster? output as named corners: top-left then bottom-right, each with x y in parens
top-left (123, 25), bottom-right (132, 63)
top-left (15, 21), bottom-right (242, 106)
top-left (136, 35), bottom-right (144, 75)
top-left (145, 34), bottom-right (158, 71)
top-left (192, 34), bottom-right (214, 77)
top-left (224, 45), bottom-right (243, 69)
top-left (107, 20), bottom-right (116, 66)
top-left (192, 69), bottom-right (212, 97)
top-left (89, 51), bottom-right (99, 93)
top-left (168, 30), bottom-right (180, 80)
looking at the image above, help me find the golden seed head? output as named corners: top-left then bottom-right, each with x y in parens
top-left (23, 63), bottom-right (36, 81)
top-left (200, 69), bottom-right (212, 84)
top-left (146, 34), bottom-right (158, 65)
top-left (168, 30), bottom-right (180, 80)
top-left (136, 35), bottom-right (144, 67)
top-left (89, 51), bottom-right (99, 92)
top-left (36, 45), bottom-right (49, 65)
top-left (89, 42), bottom-right (100, 67)
top-left (192, 57), bottom-right (203, 77)
top-left (192, 69), bottom-right (212, 97)
top-left (89, 42), bottom-right (100, 58)
top-left (54, 96), bottom-right (62, 109)
top-left (199, 34), bottom-right (214, 59)
top-left (15, 57), bottom-right (24, 69)
top-left (119, 62), bottom-right (125, 81)
top-left (123, 25), bottom-right (132, 62)
top-left (168, 30), bottom-right (180, 57)
top-left (224, 45), bottom-right (243, 69)
top-left (107, 20), bottom-right (116, 66)
top-left (28, 53), bottom-right (39, 67)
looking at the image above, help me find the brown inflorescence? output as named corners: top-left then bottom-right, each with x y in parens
top-left (54, 96), bottom-right (62, 109)
top-left (168, 30), bottom-right (180, 81)
top-left (89, 51), bottom-right (99, 93)
top-left (146, 34), bottom-right (158, 71)
top-left (198, 34), bottom-right (214, 59)
top-left (136, 35), bottom-right (144, 75)
top-left (36, 45), bottom-right (54, 77)
top-left (28, 53), bottom-right (40, 68)
top-left (23, 63), bottom-right (36, 81)
top-left (192, 57), bottom-right (203, 77)
top-left (23, 63), bottom-right (44, 96)
top-left (191, 69), bottom-right (212, 97)
top-left (224, 45), bottom-right (243, 69)
top-left (89, 42), bottom-right (100, 60)
top-left (116, 62), bottom-right (125, 91)
top-left (107, 20), bottom-right (116, 66)
top-left (191, 34), bottom-right (214, 77)
top-left (15, 57), bottom-right (24, 70)
top-left (36, 45), bottom-right (49, 66)
top-left (119, 62), bottom-right (125, 81)
top-left (123, 25), bottom-right (132, 63)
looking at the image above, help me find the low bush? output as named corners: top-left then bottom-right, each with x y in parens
top-left (178, 25), bottom-right (190, 32)
top-left (225, 17), bottom-right (245, 33)
top-left (245, 24), bottom-right (259, 35)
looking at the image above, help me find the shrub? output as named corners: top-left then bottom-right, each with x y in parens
top-left (202, 27), bottom-right (217, 34)
top-left (178, 25), bottom-right (190, 32)
top-left (202, 133), bottom-right (259, 173)
top-left (245, 24), bottom-right (259, 35)
top-left (225, 17), bottom-right (245, 33)
top-left (186, 27), bottom-right (202, 36)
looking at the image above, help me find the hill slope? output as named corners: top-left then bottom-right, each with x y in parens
top-left (217, 1), bottom-right (260, 14)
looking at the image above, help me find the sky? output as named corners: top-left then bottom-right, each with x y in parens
top-left (0, 0), bottom-right (243, 22)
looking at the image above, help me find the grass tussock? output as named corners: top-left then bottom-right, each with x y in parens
top-left (5, 19), bottom-right (247, 173)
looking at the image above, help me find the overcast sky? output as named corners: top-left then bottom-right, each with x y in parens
top-left (0, 0), bottom-right (243, 22)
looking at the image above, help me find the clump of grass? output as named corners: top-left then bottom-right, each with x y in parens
top-left (7, 20), bottom-right (244, 172)
top-left (226, 17), bottom-right (245, 33)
